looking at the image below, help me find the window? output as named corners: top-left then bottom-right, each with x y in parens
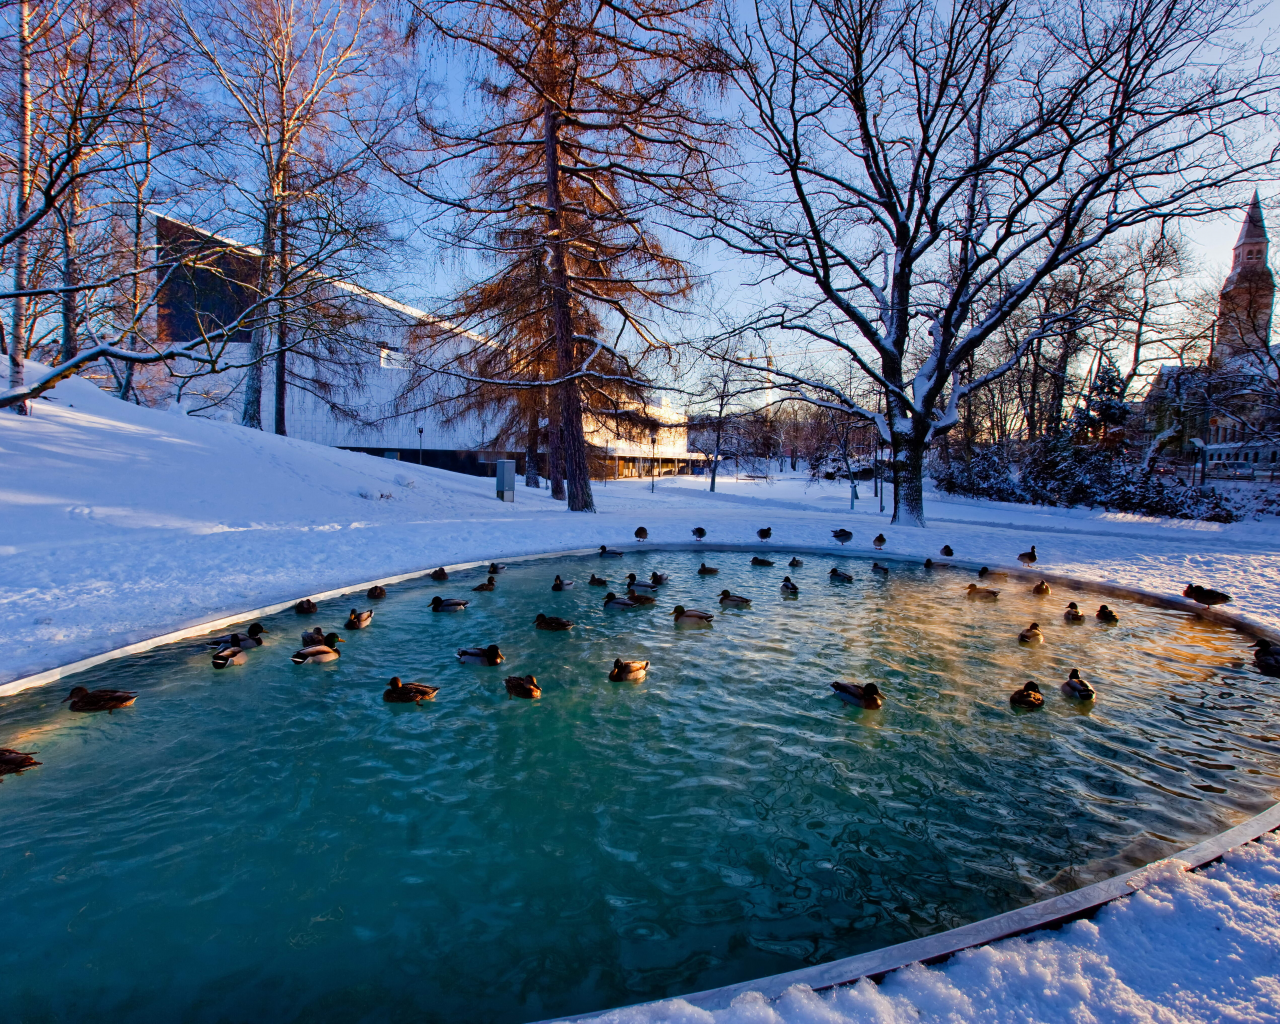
top-left (380, 346), bottom-right (408, 370)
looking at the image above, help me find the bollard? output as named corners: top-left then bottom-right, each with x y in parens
top-left (496, 459), bottom-right (516, 502)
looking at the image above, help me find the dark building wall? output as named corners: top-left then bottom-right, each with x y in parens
top-left (155, 217), bottom-right (262, 351)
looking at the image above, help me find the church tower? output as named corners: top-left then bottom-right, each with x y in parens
top-left (1216, 191), bottom-right (1274, 363)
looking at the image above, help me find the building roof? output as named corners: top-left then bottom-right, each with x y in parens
top-left (1235, 191), bottom-right (1268, 247)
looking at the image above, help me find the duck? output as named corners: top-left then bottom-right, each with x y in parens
top-left (671, 605), bottom-right (714, 625)
top-left (300, 626), bottom-right (327, 646)
top-left (367, 585), bottom-right (387, 600)
top-left (1032, 580), bottom-right (1051, 596)
top-left (1252, 639), bottom-right (1280, 677)
top-left (871, 562), bottom-right (889, 576)
top-left (780, 576), bottom-right (799, 594)
top-left (1061, 668), bottom-right (1097, 701)
top-left (924, 558), bottom-right (950, 569)
top-left (626, 589), bottom-right (657, 606)
top-left (0, 748), bottom-right (41, 780)
top-left (62, 686), bottom-right (138, 712)
top-left (829, 566), bottom-right (854, 582)
top-left (211, 646), bottom-right (247, 669)
top-left (487, 563), bottom-right (506, 574)
top-left (649, 572), bottom-right (669, 586)
top-left (751, 556), bottom-right (774, 566)
top-left (1183, 584), bottom-right (1232, 606)
top-left (429, 596), bottom-right (468, 613)
top-left (505, 675), bottom-right (542, 699)
top-left (788, 556), bottom-right (804, 567)
top-left (1096, 605), bottom-right (1119, 624)
top-left (457, 644), bottom-right (505, 666)
top-left (873, 533), bottom-right (886, 550)
top-left (626, 573), bottom-right (658, 592)
top-left (534, 613), bottom-right (574, 631)
top-left (1063, 602), bottom-right (1086, 623)
top-left (588, 573), bottom-right (609, 586)
top-left (940, 545), bottom-right (954, 557)
top-left (1018, 622), bottom-right (1044, 644)
top-left (719, 590), bottom-right (752, 607)
top-left (473, 576), bottom-right (497, 591)
top-left (697, 563), bottom-right (719, 575)
top-left (832, 529), bottom-right (853, 545)
top-left (604, 592), bottom-right (638, 609)
top-left (830, 681), bottom-right (883, 709)
top-left (692, 527), bottom-right (707, 541)
top-left (635, 526), bottom-right (649, 542)
top-left (551, 575), bottom-right (574, 591)
top-left (345, 608), bottom-right (374, 629)
top-left (966, 583), bottom-right (1000, 600)
top-left (599, 545), bottom-right (624, 557)
top-left (757, 527), bottom-right (772, 541)
top-left (383, 676), bottom-right (439, 703)
top-left (1010, 681), bottom-right (1044, 709)
top-left (291, 633), bottom-right (345, 664)
top-left (294, 598), bottom-right (318, 614)
top-left (207, 623), bottom-right (268, 648)
top-left (978, 567), bottom-right (1008, 580)
top-left (609, 658), bottom-right (649, 682)
top-left (429, 567), bottom-right (449, 581)
top-left (1018, 545), bottom-right (1038, 567)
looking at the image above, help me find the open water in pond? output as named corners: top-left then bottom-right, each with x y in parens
top-left (2, 550), bottom-right (1277, 1023)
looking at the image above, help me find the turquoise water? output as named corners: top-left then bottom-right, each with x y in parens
top-left (2, 550), bottom-right (1277, 1024)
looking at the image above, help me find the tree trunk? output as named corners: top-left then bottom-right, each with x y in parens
top-left (548, 403), bottom-right (566, 500)
top-left (241, 202), bottom-right (274, 430)
top-left (274, 202), bottom-right (288, 435)
top-left (8, 0), bottom-right (31, 414)
top-left (524, 404), bottom-right (541, 487)
top-left (543, 100), bottom-right (594, 511)
top-left (709, 427), bottom-right (721, 491)
top-left (889, 407), bottom-right (929, 526)
top-left (59, 181), bottom-right (80, 366)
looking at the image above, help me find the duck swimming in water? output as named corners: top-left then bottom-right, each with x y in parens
top-left (832, 529), bottom-right (853, 545)
top-left (751, 556), bottom-right (774, 567)
top-left (487, 563), bottom-right (506, 574)
top-left (207, 623), bottom-right (268, 648)
top-left (457, 644), bottom-right (504, 666)
top-left (1032, 580), bottom-right (1051, 596)
top-left (367, 585), bottom-right (387, 600)
top-left (831, 681), bottom-right (883, 709)
top-left (535, 613), bottom-right (574, 631)
top-left (978, 567), bottom-right (1008, 580)
top-left (604, 592), bottom-right (637, 609)
top-left (211, 646), bottom-right (247, 669)
top-left (1064, 602), bottom-right (1086, 623)
top-left (345, 609), bottom-right (373, 629)
top-left (671, 605), bottom-right (714, 625)
top-left (0, 748), bottom-right (40, 780)
top-left (626, 589), bottom-right (657, 606)
top-left (780, 576), bottom-right (799, 594)
top-left (692, 527), bottom-right (707, 541)
top-left (789, 556), bottom-right (804, 568)
top-left (62, 686), bottom-right (137, 712)
top-left (292, 633), bottom-right (345, 664)
top-left (698, 563), bottom-right (719, 575)
top-left (1096, 605), bottom-right (1119, 624)
top-left (551, 575), bottom-right (574, 591)
top-left (609, 659), bottom-right (649, 682)
top-left (294, 599), bottom-right (318, 614)
top-left (430, 596), bottom-right (468, 613)
top-left (505, 675), bottom-right (541, 699)
top-left (1061, 669), bottom-right (1096, 700)
top-left (830, 566), bottom-right (854, 582)
top-left (924, 558), bottom-right (950, 569)
top-left (966, 584), bottom-right (999, 600)
top-left (1010, 681), bottom-right (1044, 709)
top-left (473, 576), bottom-right (497, 591)
top-left (1018, 622), bottom-right (1044, 644)
top-left (1252, 639), bottom-right (1280, 677)
top-left (599, 545), bottom-right (624, 557)
top-left (626, 573), bottom-right (658, 592)
top-left (588, 573), bottom-right (609, 586)
top-left (871, 562), bottom-right (889, 577)
top-left (719, 590), bottom-right (751, 607)
top-left (300, 626), bottom-right (327, 646)
top-left (649, 572), bottom-right (669, 586)
top-left (383, 677), bottom-right (439, 703)
top-left (429, 567), bottom-right (449, 581)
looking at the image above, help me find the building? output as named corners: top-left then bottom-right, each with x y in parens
top-left (1216, 192), bottom-right (1274, 364)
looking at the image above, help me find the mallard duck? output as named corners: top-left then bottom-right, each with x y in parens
top-left (872, 562), bottom-right (889, 576)
top-left (873, 533), bottom-right (886, 550)
top-left (301, 626), bottom-right (326, 646)
top-left (1018, 622), bottom-right (1044, 644)
top-left (757, 527), bottom-right (772, 541)
top-left (788, 556), bottom-right (804, 567)
top-left (604, 592), bottom-right (637, 609)
top-left (626, 589), bottom-right (657, 606)
top-left (211, 646), bottom-right (247, 669)
top-left (367, 585), bottom-right (387, 600)
top-left (487, 563), bottom-right (506, 574)
top-left (1018, 545), bottom-right (1038, 566)
top-left (1096, 605), bottom-right (1119, 624)
top-left (830, 566), bottom-right (854, 582)
top-left (0, 748), bottom-right (40, 779)
top-left (473, 576), bottom-right (497, 591)
top-left (534, 613), bottom-right (574, 631)
top-left (649, 572), bottom-right (669, 586)
top-left (1183, 584), bottom-right (1232, 606)
top-left (924, 558), bottom-right (950, 569)
top-left (966, 584), bottom-right (999, 600)
top-left (551, 575), bottom-right (574, 591)
top-left (1032, 580), bottom-right (1051, 596)
top-left (1253, 639), bottom-right (1280, 677)
top-left (626, 573), bottom-right (658, 592)
top-left (941, 545), bottom-right (954, 557)
top-left (832, 529), bottom-right (853, 545)
top-left (671, 605), bottom-right (714, 625)
top-left (1064, 602), bottom-right (1086, 623)
top-left (429, 596), bottom-right (468, 613)
top-left (207, 623), bottom-right (268, 648)
top-left (383, 676), bottom-right (439, 703)
top-left (751, 556), bottom-right (774, 566)
top-left (1061, 668), bottom-right (1096, 700)
top-left (780, 576), bottom-right (799, 594)
top-left (692, 527), bottom-right (707, 541)
top-left (505, 675), bottom-right (542, 699)
top-left (609, 658), bottom-right (649, 682)
top-left (588, 573), bottom-right (609, 586)
top-left (698, 563), bottom-right (719, 575)
top-left (429, 567), bottom-right (449, 581)
top-left (62, 686), bottom-right (137, 712)
top-left (599, 545), bottom-right (624, 557)
top-left (719, 590), bottom-right (751, 606)
top-left (292, 633), bottom-right (345, 664)
top-left (831, 681), bottom-right (883, 709)
top-left (345, 608), bottom-right (374, 629)
top-left (635, 526), bottom-right (649, 541)
top-left (457, 644), bottom-right (504, 666)
top-left (294, 598), bottom-right (318, 614)
top-left (1010, 681), bottom-right (1044, 709)
top-left (978, 567), bottom-right (1008, 580)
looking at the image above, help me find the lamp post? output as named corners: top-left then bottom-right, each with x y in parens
top-left (650, 432), bottom-right (658, 492)
top-left (417, 426), bottom-right (423, 466)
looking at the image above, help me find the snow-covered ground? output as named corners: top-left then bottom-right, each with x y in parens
top-left (3, 373), bottom-right (1280, 1022)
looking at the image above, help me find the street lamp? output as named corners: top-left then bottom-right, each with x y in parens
top-left (650, 432), bottom-right (658, 492)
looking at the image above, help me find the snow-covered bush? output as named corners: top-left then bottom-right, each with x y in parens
top-left (931, 444), bottom-right (1024, 503)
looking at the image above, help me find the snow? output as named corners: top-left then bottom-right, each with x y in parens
top-left (2, 373), bottom-right (1279, 1021)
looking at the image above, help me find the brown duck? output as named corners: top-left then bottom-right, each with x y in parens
top-left (505, 675), bottom-right (542, 699)
top-left (0, 748), bottom-right (41, 780)
top-left (62, 686), bottom-right (137, 712)
top-left (383, 677), bottom-right (439, 703)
